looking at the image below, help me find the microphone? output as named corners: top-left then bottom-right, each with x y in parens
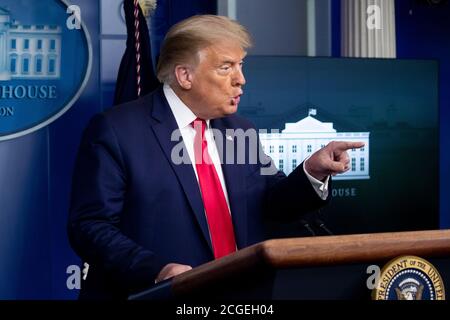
top-left (314, 218), bottom-right (334, 236)
top-left (299, 219), bottom-right (316, 236)
top-left (313, 209), bottom-right (333, 236)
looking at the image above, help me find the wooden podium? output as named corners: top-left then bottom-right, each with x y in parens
top-left (129, 229), bottom-right (450, 300)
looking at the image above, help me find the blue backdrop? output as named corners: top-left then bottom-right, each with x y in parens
top-left (0, 0), bottom-right (448, 299)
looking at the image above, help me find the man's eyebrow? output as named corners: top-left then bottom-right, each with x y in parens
top-left (220, 60), bottom-right (236, 64)
top-left (219, 58), bottom-right (245, 65)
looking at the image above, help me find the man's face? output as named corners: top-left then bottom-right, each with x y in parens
top-left (187, 41), bottom-right (246, 119)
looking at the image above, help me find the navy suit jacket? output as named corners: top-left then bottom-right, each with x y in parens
top-left (68, 87), bottom-right (330, 299)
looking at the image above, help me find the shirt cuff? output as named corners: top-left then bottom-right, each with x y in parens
top-left (303, 159), bottom-right (329, 200)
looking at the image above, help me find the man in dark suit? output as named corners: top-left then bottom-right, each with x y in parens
top-left (68, 15), bottom-right (363, 299)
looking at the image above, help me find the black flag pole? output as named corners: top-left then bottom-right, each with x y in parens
top-left (114, 0), bottom-right (160, 105)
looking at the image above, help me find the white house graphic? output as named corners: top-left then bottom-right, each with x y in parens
top-left (0, 7), bottom-right (61, 80)
top-left (259, 109), bottom-right (370, 180)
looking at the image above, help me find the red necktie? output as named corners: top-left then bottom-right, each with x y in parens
top-left (191, 118), bottom-right (236, 259)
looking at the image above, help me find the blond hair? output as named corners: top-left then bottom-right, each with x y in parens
top-left (156, 15), bottom-right (252, 84)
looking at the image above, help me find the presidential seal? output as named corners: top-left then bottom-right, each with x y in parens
top-left (373, 256), bottom-right (445, 300)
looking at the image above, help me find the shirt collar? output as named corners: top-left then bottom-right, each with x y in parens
top-left (163, 83), bottom-right (210, 129)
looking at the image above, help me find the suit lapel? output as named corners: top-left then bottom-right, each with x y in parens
top-left (148, 88), bottom-right (213, 253)
top-left (211, 119), bottom-right (248, 249)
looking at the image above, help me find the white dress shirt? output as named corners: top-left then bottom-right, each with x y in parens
top-left (163, 84), bottom-right (329, 211)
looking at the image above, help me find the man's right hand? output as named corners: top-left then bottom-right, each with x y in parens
top-left (155, 263), bottom-right (192, 283)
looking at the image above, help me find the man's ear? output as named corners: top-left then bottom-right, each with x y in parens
top-left (174, 65), bottom-right (194, 90)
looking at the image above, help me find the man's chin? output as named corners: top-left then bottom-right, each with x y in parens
top-left (224, 104), bottom-right (238, 115)
top-left (212, 105), bottom-right (238, 119)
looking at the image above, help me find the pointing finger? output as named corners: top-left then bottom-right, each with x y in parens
top-left (331, 141), bottom-right (365, 152)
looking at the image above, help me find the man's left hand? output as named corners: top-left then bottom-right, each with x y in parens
top-left (304, 141), bottom-right (365, 181)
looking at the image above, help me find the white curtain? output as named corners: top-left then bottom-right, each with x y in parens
top-left (342, 0), bottom-right (396, 58)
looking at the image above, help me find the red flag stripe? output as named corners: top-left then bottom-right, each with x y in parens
top-left (133, 0), bottom-right (141, 97)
